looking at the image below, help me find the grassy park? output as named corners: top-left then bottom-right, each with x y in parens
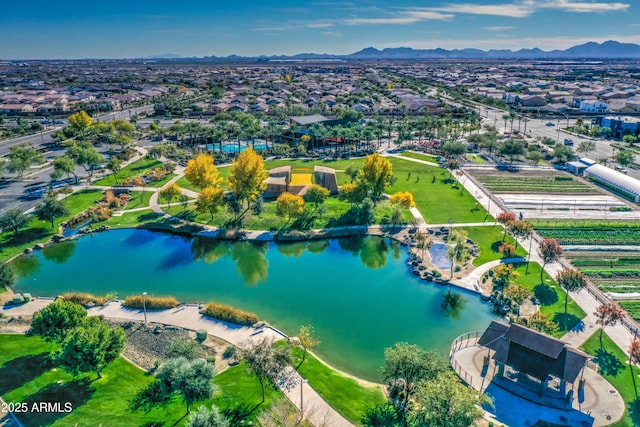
top-left (93, 157), bottom-right (164, 186)
top-left (463, 225), bottom-right (528, 266)
top-left (0, 334), bottom-right (286, 426)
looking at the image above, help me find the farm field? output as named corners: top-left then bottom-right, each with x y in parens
top-left (469, 169), bottom-right (597, 193)
top-left (532, 220), bottom-right (640, 246)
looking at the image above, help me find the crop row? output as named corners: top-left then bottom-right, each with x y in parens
top-left (534, 227), bottom-right (640, 245)
top-left (619, 301), bottom-right (640, 321)
top-left (597, 284), bottom-right (640, 293)
top-left (531, 220), bottom-right (640, 228)
top-left (582, 269), bottom-right (640, 278)
top-left (571, 259), bottom-right (640, 267)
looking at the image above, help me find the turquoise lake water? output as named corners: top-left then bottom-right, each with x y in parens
top-left (12, 229), bottom-right (497, 381)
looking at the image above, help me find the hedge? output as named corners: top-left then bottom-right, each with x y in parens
top-left (201, 302), bottom-right (258, 326)
top-left (61, 292), bottom-right (106, 307)
top-left (123, 295), bottom-right (179, 309)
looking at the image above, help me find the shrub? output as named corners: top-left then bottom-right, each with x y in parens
top-left (554, 176), bottom-right (573, 181)
top-left (123, 295), bottom-right (179, 309)
top-left (223, 345), bottom-right (238, 360)
top-left (62, 292), bottom-right (106, 307)
top-left (201, 302), bottom-right (258, 326)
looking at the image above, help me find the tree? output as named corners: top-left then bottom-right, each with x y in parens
top-left (356, 152), bottom-right (393, 204)
top-left (296, 325), bottom-right (320, 369)
top-left (380, 342), bottom-right (448, 423)
top-left (537, 238), bottom-right (563, 283)
top-left (616, 150), bottom-right (635, 168)
top-left (107, 158), bottom-right (122, 184)
top-left (499, 139), bottom-right (525, 163)
top-left (498, 242), bottom-right (516, 258)
top-left (503, 284), bottom-right (532, 318)
top-left (508, 219), bottom-right (533, 249)
top-left (242, 338), bottom-right (292, 404)
top-left (185, 154), bottom-right (223, 190)
top-left (552, 144), bottom-right (574, 163)
top-left (159, 183), bottom-right (182, 208)
top-left (389, 192), bottom-right (416, 209)
top-left (577, 140), bottom-right (596, 157)
top-left (57, 315), bottom-right (126, 379)
top-left (362, 402), bottom-right (400, 427)
top-left (623, 134), bottom-right (638, 145)
top-left (496, 212), bottom-right (516, 241)
top-left (196, 187), bottom-right (225, 221)
top-left (228, 148), bottom-right (268, 210)
top-left (257, 398), bottom-right (307, 427)
top-left (447, 229), bottom-right (470, 280)
top-left (276, 192), bottom-right (305, 224)
top-left (345, 164), bottom-right (360, 183)
top-left (157, 357), bottom-right (216, 415)
top-left (555, 268), bottom-right (587, 314)
top-left (594, 303), bottom-right (625, 346)
top-left (441, 141), bottom-right (466, 158)
top-left (492, 264), bottom-right (519, 290)
top-left (30, 299), bottom-right (88, 342)
top-left (338, 183), bottom-right (366, 207)
top-left (186, 404), bottom-right (229, 427)
top-left (53, 155), bottom-right (78, 184)
top-left (34, 194), bottom-right (70, 230)
top-left (527, 311), bottom-right (559, 335)
top-left (67, 144), bottom-right (105, 176)
top-left (0, 262), bottom-right (15, 290)
top-left (68, 111), bottom-right (93, 136)
top-left (527, 150), bottom-right (543, 165)
top-left (0, 207), bottom-right (30, 236)
top-left (6, 144), bottom-right (44, 177)
top-left (409, 370), bottom-right (491, 427)
top-left (304, 185), bottom-right (329, 210)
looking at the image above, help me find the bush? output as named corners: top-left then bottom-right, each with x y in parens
top-left (123, 295), bottom-right (179, 309)
top-left (201, 302), bottom-right (258, 326)
top-left (62, 292), bottom-right (106, 307)
top-left (223, 345), bottom-right (238, 360)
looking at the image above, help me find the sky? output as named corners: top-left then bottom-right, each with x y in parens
top-left (1, 0), bottom-right (639, 59)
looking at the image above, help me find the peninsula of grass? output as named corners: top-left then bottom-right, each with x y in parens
top-left (462, 225), bottom-right (528, 266)
top-left (399, 151), bottom-right (439, 163)
top-left (510, 262), bottom-right (586, 336)
top-left (93, 157), bottom-right (164, 186)
top-left (0, 334), bottom-right (285, 426)
top-left (387, 157), bottom-right (491, 223)
top-left (285, 344), bottom-right (386, 426)
top-left (103, 210), bottom-right (162, 229)
top-left (0, 189), bottom-right (104, 261)
top-left (580, 331), bottom-right (635, 427)
top-left (122, 191), bottom-right (153, 210)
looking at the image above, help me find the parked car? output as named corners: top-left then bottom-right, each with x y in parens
top-left (564, 138), bottom-right (574, 146)
top-left (546, 122), bottom-right (555, 126)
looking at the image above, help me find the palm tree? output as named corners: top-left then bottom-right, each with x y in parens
top-left (502, 114), bottom-right (510, 133)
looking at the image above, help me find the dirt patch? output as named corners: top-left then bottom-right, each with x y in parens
top-left (0, 315), bottom-right (31, 334)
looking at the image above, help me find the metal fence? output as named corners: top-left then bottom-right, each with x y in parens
top-left (449, 331), bottom-right (483, 388)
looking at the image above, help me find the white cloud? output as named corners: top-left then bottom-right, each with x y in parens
top-left (422, 3), bottom-right (533, 18)
top-left (306, 22), bottom-right (335, 28)
top-left (322, 31), bottom-right (343, 37)
top-left (538, 0), bottom-right (630, 13)
top-left (345, 11), bottom-right (453, 25)
top-left (484, 26), bottom-right (515, 31)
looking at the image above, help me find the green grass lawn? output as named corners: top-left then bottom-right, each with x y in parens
top-left (0, 189), bottom-right (104, 261)
top-left (462, 225), bottom-right (528, 266)
top-left (466, 154), bottom-right (487, 164)
top-left (103, 210), bottom-right (163, 228)
top-left (387, 157), bottom-right (491, 224)
top-left (399, 151), bottom-right (439, 163)
top-left (176, 175), bottom-right (201, 192)
top-left (0, 334), bottom-right (285, 426)
top-left (93, 158), bottom-right (163, 186)
top-left (122, 191), bottom-right (153, 210)
top-left (146, 173), bottom-right (176, 188)
top-left (580, 331), bottom-right (636, 427)
top-left (163, 197), bottom-right (413, 231)
top-left (510, 262), bottom-right (586, 336)
top-left (284, 344), bottom-right (385, 426)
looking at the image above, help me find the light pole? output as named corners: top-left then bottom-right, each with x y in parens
top-left (300, 377), bottom-right (309, 417)
top-left (142, 292), bottom-right (148, 324)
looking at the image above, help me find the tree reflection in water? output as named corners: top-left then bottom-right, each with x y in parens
top-left (230, 241), bottom-right (269, 286)
top-left (42, 240), bottom-right (77, 264)
top-left (338, 236), bottom-right (399, 270)
top-left (190, 236), bottom-right (230, 264)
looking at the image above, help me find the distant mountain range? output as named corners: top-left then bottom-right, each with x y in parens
top-left (145, 41), bottom-right (640, 61)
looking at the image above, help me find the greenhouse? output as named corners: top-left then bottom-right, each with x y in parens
top-left (583, 164), bottom-right (640, 203)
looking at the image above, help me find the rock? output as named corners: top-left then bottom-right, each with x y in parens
top-left (253, 321), bottom-right (266, 329)
top-left (23, 248), bottom-right (33, 254)
top-left (196, 329), bottom-right (208, 341)
top-left (34, 243), bottom-right (45, 250)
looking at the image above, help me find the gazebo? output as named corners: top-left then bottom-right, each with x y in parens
top-left (477, 321), bottom-right (589, 409)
